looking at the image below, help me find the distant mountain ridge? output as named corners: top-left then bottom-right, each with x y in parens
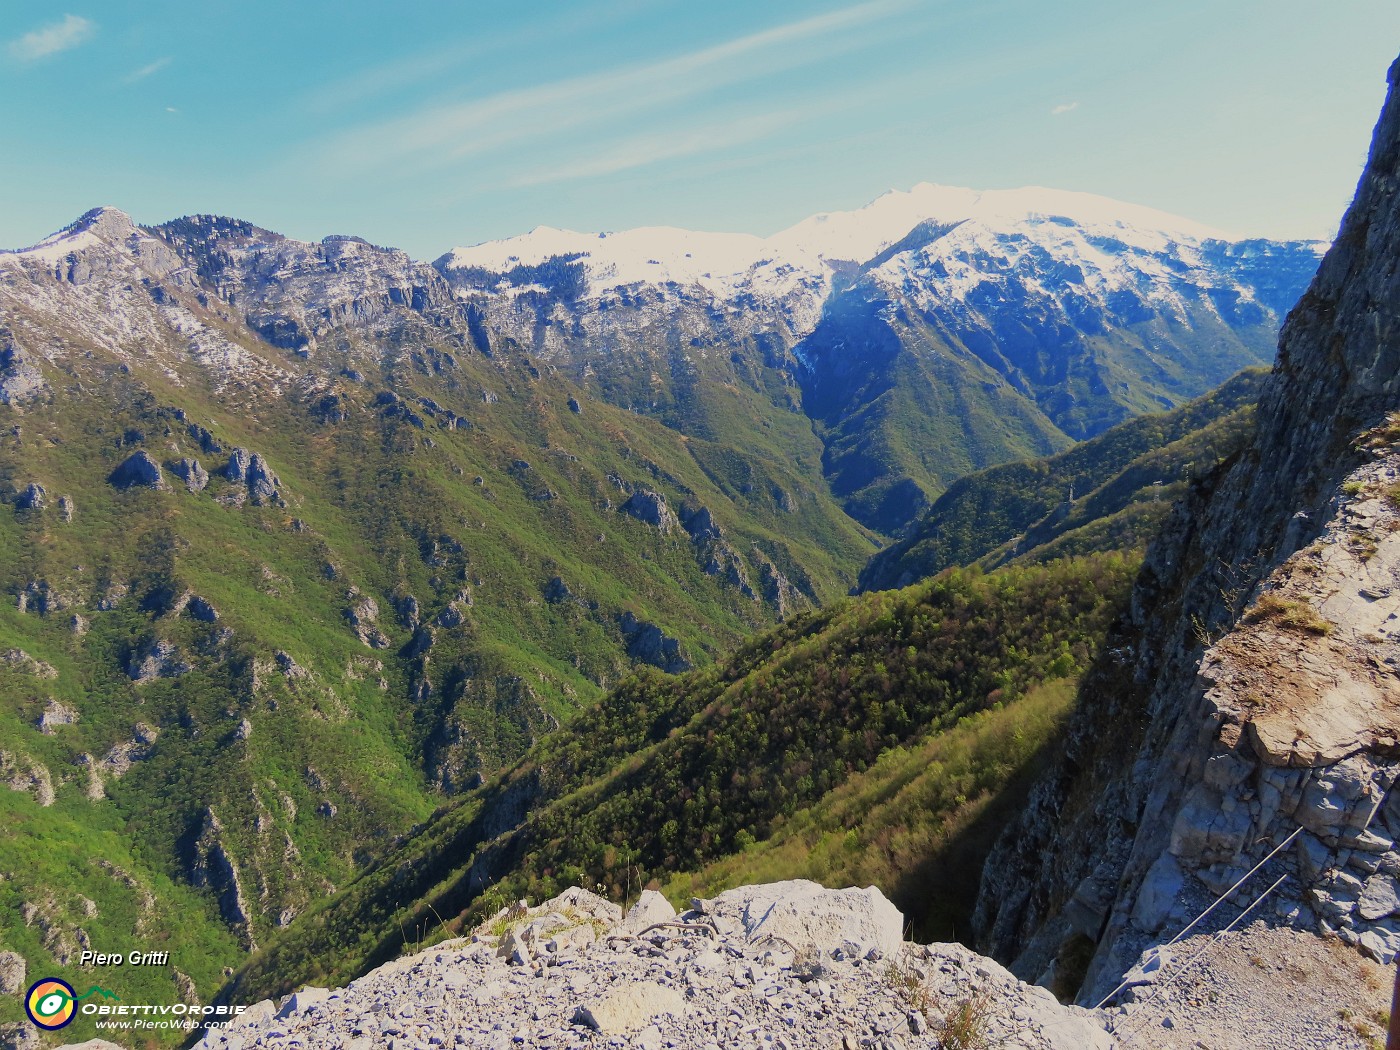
top-left (4, 185), bottom-right (1325, 535)
top-left (435, 184), bottom-right (1325, 532)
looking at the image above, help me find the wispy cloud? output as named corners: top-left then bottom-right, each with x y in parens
top-left (300, 0), bottom-right (668, 116)
top-left (123, 57), bottom-right (171, 84)
top-left (514, 111), bottom-right (798, 186)
top-left (1050, 101), bottom-right (1080, 116)
top-left (7, 13), bottom-right (95, 62)
top-left (302, 0), bottom-right (911, 175)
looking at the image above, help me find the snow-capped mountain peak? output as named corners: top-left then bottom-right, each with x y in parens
top-left (768, 183), bottom-right (1232, 264)
top-left (439, 183), bottom-right (1242, 302)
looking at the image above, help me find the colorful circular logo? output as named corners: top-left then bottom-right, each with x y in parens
top-left (25, 978), bottom-right (77, 1030)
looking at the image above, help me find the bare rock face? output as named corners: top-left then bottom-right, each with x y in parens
top-left (109, 450), bottom-right (165, 490)
top-left (619, 489), bottom-right (678, 532)
top-left (171, 457), bottom-right (210, 492)
top-left (224, 449), bottom-right (282, 505)
top-left (0, 951), bottom-right (25, 995)
top-left (186, 595), bottom-right (220, 622)
top-left (14, 482), bottom-right (44, 510)
top-left (189, 808), bottom-right (256, 950)
top-left (246, 454), bottom-right (281, 505)
top-left (225, 447), bottom-right (251, 483)
top-left (16, 579), bottom-right (65, 615)
top-left (126, 638), bottom-right (191, 682)
top-left (345, 590), bottom-right (389, 649)
top-left (0, 331), bottom-right (48, 406)
top-left (0, 750), bottom-right (54, 806)
top-left (1, 648), bottom-right (57, 678)
top-left (617, 611), bottom-right (690, 673)
top-left (973, 53), bottom-right (1400, 998)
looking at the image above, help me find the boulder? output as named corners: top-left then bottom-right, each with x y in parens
top-left (572, 982), bottom-right (686, 1034)
top-left (36, 700), bottom-right (78, 735)
top-left (540, 886), bottom-right (623, 927)
top-left (706, 879), bottom-right (904, 959)
top-left (274, 986), bottom-right (331, 1020)
top-left (622, 890), bottom-right (677, 934)
top-left (1358, 874), bottom-right (1400, 921)
top-left (109, 451), bottom-right (165, 490)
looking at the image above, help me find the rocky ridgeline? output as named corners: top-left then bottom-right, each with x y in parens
top-left (190, 882), bottom-right (1113, 1050)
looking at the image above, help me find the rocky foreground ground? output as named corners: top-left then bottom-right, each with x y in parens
top-left (52, 879), bottom-right (1389, 1050)
top-left (191, 881), bottom-right (1119, 1050)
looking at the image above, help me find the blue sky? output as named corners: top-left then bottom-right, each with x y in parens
top-left (3, 1), bottom-right (1398, 258)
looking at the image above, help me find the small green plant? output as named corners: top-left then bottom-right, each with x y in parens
top-left (1243, 593), bottom-right (1333, 635)
top-left (1343, 479), bottom-right (1366, 496)
top-left (886, 957), bottom-right (936, 1019)
top-left (1383, 482), bottom-right (1400, 510)
top-left (938, 990), bottom-right (995, 1050)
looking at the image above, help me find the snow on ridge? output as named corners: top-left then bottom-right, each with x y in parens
top-left (769, 183), bottom-right (1232, 264)
top-left (3, 205), bottom-right (140, 264)
top-left (442, 184), bottom-right (1246, 298)
top-left (442, 225), bottom-right (774, 287)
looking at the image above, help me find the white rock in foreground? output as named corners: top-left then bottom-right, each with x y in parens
top-left (705, 878), bottom-right (904, 959)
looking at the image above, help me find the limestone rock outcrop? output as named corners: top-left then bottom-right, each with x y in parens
top-left (108, 450), bottom-right (165, 490)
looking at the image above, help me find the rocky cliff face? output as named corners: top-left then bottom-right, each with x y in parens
top-left (973, 54), bottom-right (1400, 1000)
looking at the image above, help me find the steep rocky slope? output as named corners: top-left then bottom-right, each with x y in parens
top-left (973, 54), bottom-right (1400, 1003)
